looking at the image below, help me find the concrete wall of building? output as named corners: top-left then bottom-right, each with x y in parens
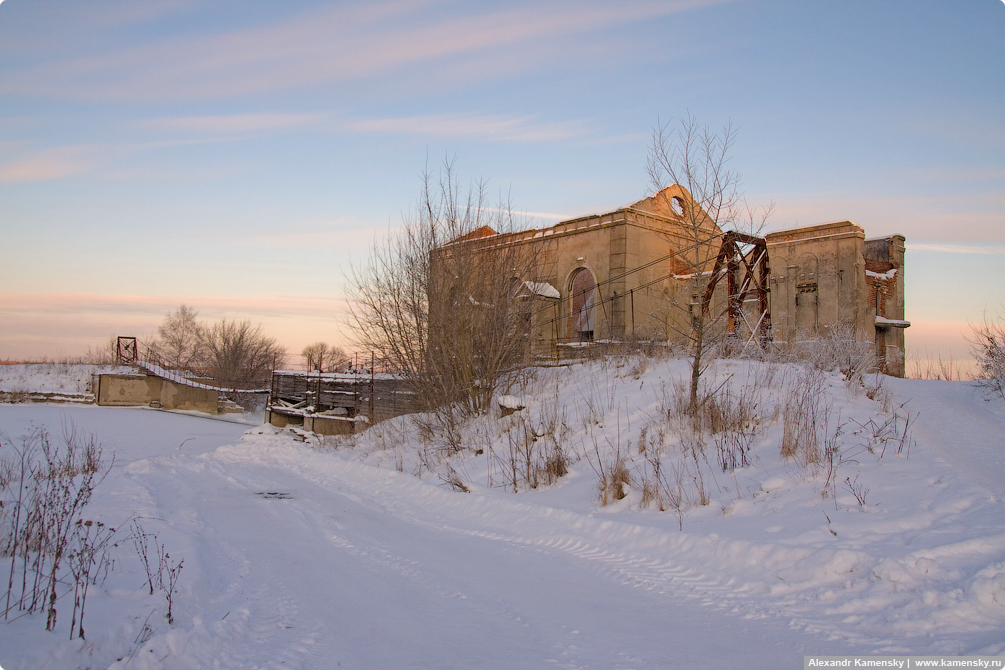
top-left (444, 187), bottom-right (908, 376)
top-left (487, 200), bottom-right (722, 347)
top-left (263, 411), bottom-right (364, 435)
top-left (303, 415), bottom-right (365, 436)
top-left (96, 373), bottom-right (222, 413)
top-left (158, 380), bottom-right (221, 413)
top-left (264, 410), bottom-right (303, 428)
top-left (766, 222), bottom-right (871, 342)
top-left (864, 235), bottom-right (908, 376)
top-left (97, 374), bottom-right (159, 407)
top-left (765, 224), bottom-right (908, 376)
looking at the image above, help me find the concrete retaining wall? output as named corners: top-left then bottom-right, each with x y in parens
top-left (96, 374), bottom-right (223, 414)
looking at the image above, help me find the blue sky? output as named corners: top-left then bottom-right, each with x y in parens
top-left (1, 0), bottom-right (1002, 364)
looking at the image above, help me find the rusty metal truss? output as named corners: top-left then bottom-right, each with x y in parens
top-left (700, 232), bottom-right (772, 347)
top-left (116, 336), bottom-right (138, 365)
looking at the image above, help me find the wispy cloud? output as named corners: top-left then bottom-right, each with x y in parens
top-left (0, 146), bottom-right (97, 182)
top-left (909, 243), bottom-right (1005, 256)
top-left (0, 0), bottom-right (733, 101)
top-left (84, 0), bottom-right (195, 29)
top-left (237, 221), bottom-right (400, 254)
top-left (0, 291), bottom-right (347, 318)
top-left (143, 112), bottom-right (326, 134)
top-left (344, 113), bottom-right (586, 142)
top-left (136, 109), bottom-right (589, 144)
top-left (481, 207), bottom-right (570, 221)
top-left (0, 133), bottom-right (267, 183)
top-left (762, 191), bottom-right (1005, 244)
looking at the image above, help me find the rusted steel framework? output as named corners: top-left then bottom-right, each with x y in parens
top-left (700, 232), bottom-right (772, 347)
top-left (116, 336), bottom-right (138, 365)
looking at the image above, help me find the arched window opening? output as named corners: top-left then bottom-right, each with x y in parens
top-left (569, 269), bottom-right (596, 342)
top-left (671, 196), bottom-right (685, 217)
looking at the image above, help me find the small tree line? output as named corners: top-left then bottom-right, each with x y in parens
top-left (146, 306), bottom-right (286, 388)
top-left (301, 342), bottom-right (351, 373)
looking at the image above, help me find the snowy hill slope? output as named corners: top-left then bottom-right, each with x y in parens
top-left (0, 358), bottom-right (1003, 669)
top-left (0, 363), bottom-right (129, 403)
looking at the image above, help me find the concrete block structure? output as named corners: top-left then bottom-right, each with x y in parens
top-left (447, 186), bottom-right (909, 376)
top-left (765, 223), bottom-right (907, 376)
top-left (96, 373), bottom-right (223, 413)
top-left (95, 362), bottom-right (254, 414)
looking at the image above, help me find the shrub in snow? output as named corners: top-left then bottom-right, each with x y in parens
top-left (1, 425), bottom-right (110, 637)
top-left (969, 312), bottom-right (1005, 399)
top-left (781, 367), bottom-right (827, 465)
top-left (497, 392), bottom-right (572, 492)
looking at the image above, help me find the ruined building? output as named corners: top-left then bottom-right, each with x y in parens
top-left (442, 186), bottom-right (908, 376)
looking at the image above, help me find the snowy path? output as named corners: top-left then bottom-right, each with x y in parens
top-left (1, 405), bottom-right (862, 669)
top-left (886, 378), bottom-right (1005, 498)
top-left (119, 429), bottom-right (862, 669)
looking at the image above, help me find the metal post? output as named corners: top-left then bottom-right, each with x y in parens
top-left (630, 288), bottom-right (635, 334)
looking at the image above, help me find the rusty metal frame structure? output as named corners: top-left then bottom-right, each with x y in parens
top-left (116, 336), bottom-right (138, 365)
top-left (700, 232), bottom-right (772, 347)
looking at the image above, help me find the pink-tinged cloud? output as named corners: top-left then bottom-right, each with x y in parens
top-left (0, 292), bottom-right (354, 361)
top-left (0, 146), bottom-right (95, 182)
top-left (0, 0), bottom-right (734, 102)
top-left (0, 135), bottom-right (260, 183)
top-left (236, 221), bottom-right (399, 254)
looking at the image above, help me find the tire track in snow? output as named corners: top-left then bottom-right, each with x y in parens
top-left (207, 431), bottom-right (1005, 658)
top-left (216, 439), bottom-right (894, 652)
top-left (118, 451), bottom-right (342, 670)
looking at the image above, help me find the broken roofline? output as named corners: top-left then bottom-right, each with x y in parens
top-left (442, 185), bottom-right (717, 249)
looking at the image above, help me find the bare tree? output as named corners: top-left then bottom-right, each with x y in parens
top-left (301, 342), bottom-right (351, 373)
top-left (647, 114), bottom-right (772, 411)
top-left (148, 305), bottom-right (206, 371)
top-left (969, 310), bottom-right (1005, 399)
top-left (201, 319), bottom-right (285, 389)
top-left (346, 158), bottom-right (538, 415)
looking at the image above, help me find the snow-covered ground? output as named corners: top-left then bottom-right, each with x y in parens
top-left (0, 363), bottom-right (133, 403)
top-left (1, 359), bottom-right (1003, 669)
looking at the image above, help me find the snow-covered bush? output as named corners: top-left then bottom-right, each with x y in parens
top-left (969, 313), bottom-right (1005, 399)
top-left (496, 390), bottom-right (573, 492)
top-left (790, 322), bottom-right (877, 385)
top-left (628, 376), bottom-right (764, 524)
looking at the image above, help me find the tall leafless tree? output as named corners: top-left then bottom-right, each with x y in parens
top-left (648, 114), bottom-right (772, 411)
top-left (147, 305), bottom-right (206, 371)
top-left (346, 159), bottom-right (538, 415)
top-left (200, 319), bottom-right (285, 389)
top-left (301, 342), bottom-right (351, 373)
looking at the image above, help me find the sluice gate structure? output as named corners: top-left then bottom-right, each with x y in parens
top-left (266, 370), bottom-right (420, 435)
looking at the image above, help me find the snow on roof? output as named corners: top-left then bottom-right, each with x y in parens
top-left (875, 316), bottom-right (911, 328)
top-left (519, 281), bottom-right (560, 299)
